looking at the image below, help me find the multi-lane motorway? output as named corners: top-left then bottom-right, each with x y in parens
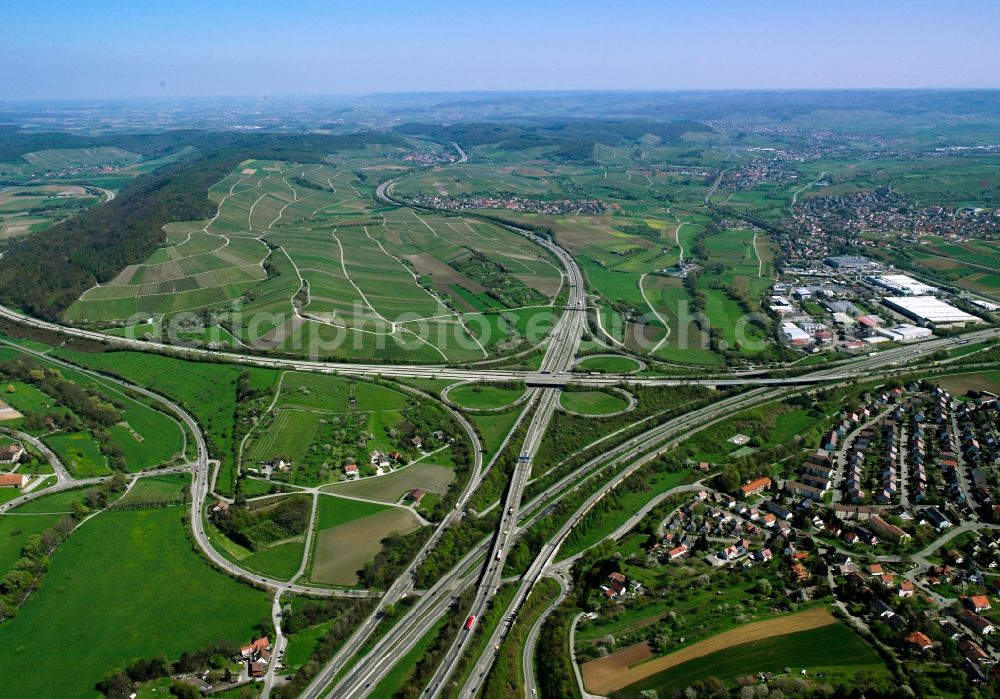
top-left (1, 140), bottom-right (997, 699)
top-left (421, 265), bottom-right (586, 696)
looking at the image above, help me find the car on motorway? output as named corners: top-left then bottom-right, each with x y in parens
top-left (465, 615), bottom-right (476, 630)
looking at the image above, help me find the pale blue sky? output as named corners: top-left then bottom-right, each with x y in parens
top-left (2, 0), bottom-right (998, 99)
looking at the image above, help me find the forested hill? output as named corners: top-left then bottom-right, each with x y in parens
top-left (0, 131), bottom-right (405, 320)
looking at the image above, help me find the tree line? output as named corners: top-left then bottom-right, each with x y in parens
top-left (1, 476), bottom-right (126, 623)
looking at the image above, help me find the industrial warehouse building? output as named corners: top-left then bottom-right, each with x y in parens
top-left (882, 296), bottom-right (982, 326)
top-left (876, 324), bottom-right (933, 342)
top-left (868, 274), bottom-right (938, 296)
top-left (824, 255), bottom-right (876, 270)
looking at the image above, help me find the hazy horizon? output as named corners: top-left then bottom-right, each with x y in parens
top-left (4, 0), bottom-right (1000, 100)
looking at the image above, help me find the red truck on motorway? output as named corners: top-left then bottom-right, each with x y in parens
top-left (465, 615), bottom-right (476, 630)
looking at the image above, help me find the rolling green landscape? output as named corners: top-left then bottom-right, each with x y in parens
top-left (1, 68), bottom-right (1000, 699)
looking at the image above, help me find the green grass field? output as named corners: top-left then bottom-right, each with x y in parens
top-left (44, 431), bottom-right (109, 477)
top-left (470, 407), bottom-right (524, 461)
top-left (115, 473), bottom-right (190, 507)
top-left (560, 390), bottom-right (630, 416)
top-left (447, 382), bottom-right (525, 410)
top-left (0, 342), bottom-right (186, 472)
top-left (52, 348), bottom-right (276, 494)
top-left (314, 493), bottom-right (390, 530)
top-left (0, 506), bottom-right (270, 698)
top-left (0, 512), bottom-right (62, 573)
top-left (575, 355), bottom-right (642, 373)
top-left (239, 538), bottom-right (305, 580)
top-left (616, 623), bottom-right (887, 697)
top-left (283, 618), bottom-right (335, 671)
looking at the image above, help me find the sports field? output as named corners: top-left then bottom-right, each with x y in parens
top-left (65, 159), bottom-right (562, 362)
top-left (0, 506), bottom-right (270, 699)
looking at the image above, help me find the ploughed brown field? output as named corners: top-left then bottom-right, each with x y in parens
top-left (582, 607), bottom-right (837, 695)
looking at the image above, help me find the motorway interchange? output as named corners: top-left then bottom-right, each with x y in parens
top-left (1, 148), bottom-right (997, 698)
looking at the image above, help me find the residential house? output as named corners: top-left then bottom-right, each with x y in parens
top-left (959, 609), bottom-right (995, 636)
top-left (869, 515), bottom-right (911, 543)
top-left (906, 631), bottom-right (935, 651)
top-left (959, 639), bottom-right (991, 664)
top-left (0, 443), bottom-right (25, 463)
top-left (240, 636), bottom-right (271, 660)
top-left (965, 595), bottom-right (993, 613)
top-left (784, 480), bottom-right (824, 501)
top-left (739, 477), bottom-right (772, 498)
top-left (0, 473), bottom-right (28, 488)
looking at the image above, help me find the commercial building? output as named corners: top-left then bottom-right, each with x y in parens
top-left (876, 324), bottom-right (933, 343)
top-left (970, 298), bottom-right (1000, 312)
top-left (825, 255), bottom-right (876, 270)
top-left (882, 296), bottom-right (982, 326)
top-left (781, 322), bottom-right (812, 345)
top-left (868, 274), bottom-right (938, 296)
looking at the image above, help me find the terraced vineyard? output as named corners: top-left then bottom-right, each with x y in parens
top-left (66, 159), bottom-right (563, 362)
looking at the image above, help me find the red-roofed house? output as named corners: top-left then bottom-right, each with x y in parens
top-left (0, 473), bottom-right (27, 488)
top-left (739, 477), bottom-right (772, 498)
top-left (906, 631), bottom-right (935, 651)
top-left (966, 595), bottom-right (992, 613)
top-left (240, 636), bottom-right (270, 659)
top-left (668, 544), bottom-right (688, 560)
